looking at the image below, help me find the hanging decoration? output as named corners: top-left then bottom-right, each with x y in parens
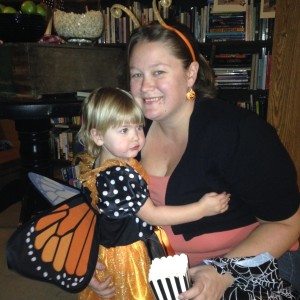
top-left (110, 3), bottom-right (141, 28)
top-left (110, 0), bottom-right (173, 28)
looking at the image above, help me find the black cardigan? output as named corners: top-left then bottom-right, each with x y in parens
top-left (144, 98), bottom-right (300, 240)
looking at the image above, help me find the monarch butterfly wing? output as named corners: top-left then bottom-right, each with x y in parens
top-left (28, 172), bottom-right (80, 206)
top-left (6, 193), bottom-right (100, 293)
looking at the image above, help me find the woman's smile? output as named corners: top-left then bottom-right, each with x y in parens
top-left (143, 96), bottom-right (163, 103)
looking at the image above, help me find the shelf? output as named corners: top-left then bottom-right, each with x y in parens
top-left (199, 40), bottom-right (273, 57)
top-left (217, 89), bottom-right (268, 102)
top-left (0, 43), bottom-right (127, 100)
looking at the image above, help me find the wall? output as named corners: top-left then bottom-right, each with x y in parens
top-left (267, 0), bottom-right (300, 189)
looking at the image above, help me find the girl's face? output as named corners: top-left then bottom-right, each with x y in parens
top-left (129, 41), bottom-right (196, 122)
top-left (92, 123), bottom-right (145, 161)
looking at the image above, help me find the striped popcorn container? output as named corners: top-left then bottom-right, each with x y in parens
top-left (148, 254), bottom-right (191, 300)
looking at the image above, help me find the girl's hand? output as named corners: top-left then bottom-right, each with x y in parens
top-left (199, 192), bottom-right (231, 216)
top-left (178, 265), bottom-right (234, 300)
top-left (88, 262), bottom-right (115, 299)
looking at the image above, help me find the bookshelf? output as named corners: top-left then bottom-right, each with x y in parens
top-left (50, 123), bottom-right (81, 161)
top-left (199, 39), bottom-right (272, 118)
top-left (45, 0), bottom-right (275, 162)
top-left (96, 0), bottom-right (273, 118)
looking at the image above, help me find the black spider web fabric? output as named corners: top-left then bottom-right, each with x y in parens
top-left (204, 253), bottom-right (300, 300)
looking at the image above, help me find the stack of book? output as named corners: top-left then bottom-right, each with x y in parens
top-left (250, 48), bottom-right (272, 91)
top-left (213, 53), bottom-right (252, 90)
top-left (50, 118), bottom-right (83, 162)
top-left (206, 12), bottom-right (246, 42)
top-left (61, 164), bottom-right (82, 188)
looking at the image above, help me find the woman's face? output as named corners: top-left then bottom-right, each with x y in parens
top-left (129, 41), bottom-right (194, 122)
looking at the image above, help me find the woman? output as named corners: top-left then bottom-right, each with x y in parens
top-left (89, 22), bottom-right (300, 299)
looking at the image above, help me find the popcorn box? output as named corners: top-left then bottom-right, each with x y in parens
top-left (149, 254), bottom-right (191, 300)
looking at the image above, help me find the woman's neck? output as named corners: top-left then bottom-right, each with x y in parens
top-left (157, 100), bottom-right (193, 138)
top-left (154, 113), bottom-right (191, 143)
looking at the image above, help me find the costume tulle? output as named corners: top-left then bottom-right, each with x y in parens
top-left (78, 242), bottom-right (153, 300)
top-left (76, 155), bottom-right (173, 300)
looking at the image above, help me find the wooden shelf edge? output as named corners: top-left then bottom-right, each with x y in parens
top-left (0, 148), bottom-right (20, 165)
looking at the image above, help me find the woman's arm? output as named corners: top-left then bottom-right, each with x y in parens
top-left (179, 206), bottom-right (300, 300)
top-left (178, 265), bottom-right (234, 300)
top-left (225, 205), bottom-right (300, 259)
top-left (88, 262), bottom-right (115, 299)
top-left (136, 192), bottom-right (230, 226)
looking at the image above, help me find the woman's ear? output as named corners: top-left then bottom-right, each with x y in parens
top-left (187, 61), bottom-right (199, 86)
top-left (90, 128), bottom-right (104, 146)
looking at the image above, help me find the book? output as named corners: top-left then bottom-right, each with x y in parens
top-left (210, 27), bottom-right (245, 33)
top-left (76, 90), bottom-right (92, 98)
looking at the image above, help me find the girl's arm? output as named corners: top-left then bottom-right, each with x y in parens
top-left (136, 192), bottom-right (230, 226)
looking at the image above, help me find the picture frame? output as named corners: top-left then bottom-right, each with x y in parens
top-left (260, 0), bottom-right (276, 18)
top-left (211, 0), bottom-right (247, 13)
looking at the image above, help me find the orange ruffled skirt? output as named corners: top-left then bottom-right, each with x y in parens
top-left (78, 240), bottom-right (155, 300)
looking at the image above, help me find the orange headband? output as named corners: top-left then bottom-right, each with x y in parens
top-left (111, 0), bottom-right (196, 62)
top-left (162, 23), bottom-right (196, 62)
top-left (151, 0), bottom-right (196, 62)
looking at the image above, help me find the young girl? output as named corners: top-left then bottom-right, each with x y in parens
top-left (76, 87), bottom-right (230, 300)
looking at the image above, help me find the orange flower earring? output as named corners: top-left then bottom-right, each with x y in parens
top-left (186, 88), bottom-right (195, 101)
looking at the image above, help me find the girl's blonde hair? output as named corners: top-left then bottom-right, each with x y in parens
top-left (77, 87), bottom-right (145, 158)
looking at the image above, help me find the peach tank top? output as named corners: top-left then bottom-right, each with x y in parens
top-left (148, 175), bottom-right (260, 267)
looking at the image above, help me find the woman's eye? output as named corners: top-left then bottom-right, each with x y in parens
top-left (153, 70), bottom-right (164, 76)
top-left (130, 72), bottom-right (142, 79)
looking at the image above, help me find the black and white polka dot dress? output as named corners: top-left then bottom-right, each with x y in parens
top-left (95, 164), bottom-right (155, 247)
top-left (78, 158), bottom-right (167, 299)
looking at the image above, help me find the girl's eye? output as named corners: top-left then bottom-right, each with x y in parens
top-left (137, 124), bottom-right (144, 131)
top-left (120, 128), bottom-right (128, 134)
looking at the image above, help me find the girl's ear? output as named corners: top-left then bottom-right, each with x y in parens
top-left (187, 61), bottom-right (199, 86)
top-left (90, 128), bottom-right (104, 146)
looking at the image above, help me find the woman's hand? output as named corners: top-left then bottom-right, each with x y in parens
top-left (178, 265), bottom-right (234, 300)
top-left (88, 262), bottom-right (115, 299)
